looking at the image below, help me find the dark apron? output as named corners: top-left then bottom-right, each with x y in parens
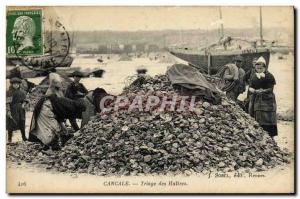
top-left (248, 92), bottom-right (277, 126)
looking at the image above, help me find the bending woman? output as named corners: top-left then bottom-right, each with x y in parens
top-left (28, 80), bottom-right (86, 150)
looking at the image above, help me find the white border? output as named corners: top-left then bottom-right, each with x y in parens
top-left (0, 0), bottom-right (298, 198)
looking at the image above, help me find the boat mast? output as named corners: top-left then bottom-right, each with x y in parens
top-left (180, 29), bottom-right (183, 45)
top-left (163, 34), bottom-right (167, 49)
top-left (109, 43), bottom-right (112, 56)
top-left (49, 18), bottom-right (53, 55)
top-left (219, 7), bottom-right (224, 38)
top-left (259, 6), bottom-right (263, 46)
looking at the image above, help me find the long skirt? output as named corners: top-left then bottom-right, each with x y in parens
top-left (30, 100), bottom-right (61, 145)
top-left (249, 93), bottom-right (278, 137)
top-left (253, 110), bottom-right (278, 137)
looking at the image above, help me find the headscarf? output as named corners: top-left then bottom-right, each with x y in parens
top-left (255, 56), bottom-right (267, 66)
top-left (255, 56), bottom-right (267, 79)
top-left (45, 74), bottom-right (64, 97)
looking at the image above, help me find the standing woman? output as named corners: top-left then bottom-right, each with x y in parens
top-left (6, 77), bottom-right (27, 142)
top-left (248, 56), bottom-right (278, 137)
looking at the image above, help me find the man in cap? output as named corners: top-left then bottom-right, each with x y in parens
top-left (240, 57), bottom-right (259, 112)
top-left (222, 55), bottom-right (246, 101)
top-left (9, 65), bottom-right (36, 94)
top-left (65, 71), bottom-right (88, 100)
top-left (65, 71), bottom-right (88, 131)
top-left (244, 57), bottom-right (258, 85)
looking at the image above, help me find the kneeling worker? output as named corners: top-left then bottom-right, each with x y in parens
top-left (65, 71), bottom-right (88, 131)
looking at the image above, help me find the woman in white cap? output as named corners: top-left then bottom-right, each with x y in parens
top-left (248, 56), bottom-right (277, 138)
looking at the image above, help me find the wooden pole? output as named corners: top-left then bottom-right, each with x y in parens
top-left (207, 53), bottom-right (211, 76)
top-left (259, 6), bottom-right (263, 46)
top-left (219, 7), bottom-right (224, 38)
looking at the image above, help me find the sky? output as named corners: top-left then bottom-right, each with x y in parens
top-left (53, 6), bottom-right (293, 31)
top-left (8, 6), bottom-right (294, 32)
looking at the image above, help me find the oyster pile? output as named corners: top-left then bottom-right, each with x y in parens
top-left (7, 75), bottom-right (291, 176)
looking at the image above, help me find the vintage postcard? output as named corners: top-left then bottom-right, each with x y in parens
top-left (6, 6), bottom-right (294, 194)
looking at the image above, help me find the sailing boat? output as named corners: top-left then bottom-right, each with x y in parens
top-left (169, 7), bottom-right (270, 75)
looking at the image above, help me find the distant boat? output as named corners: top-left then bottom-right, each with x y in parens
top-left (260, 40), bottom-right (294, 55)
top-left (169, 40), bottom-right (270, 74)
top-left (6, 65), bottom-right (44, 79)
top-left (82, 54), bottom-right (96, 58)
top-left (269, 45), bottom-right (294, 55)
top-left (55, 67), bottom-right (105, 78)
top-left (169, 7), bottom-right (270, 75)
top-left (6, 55), bottom-right (74, 68)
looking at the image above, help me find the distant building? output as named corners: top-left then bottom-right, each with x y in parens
top-left (124, 44), bottom-right (133, 54)
top-left (132, 44), bottom-right (137, 52)
top-left (148, 44), bottom-right (160, 52)
top-left (98, 45), bottom-right (108, 54)
top-left (136, 43), bottom-right (146, 52)
top-left (75, 43), bottom-right (99, 54)
top-left (111, 44), bottom-right (122, 54)
top-left (119, 44), bottom-right (125, 50)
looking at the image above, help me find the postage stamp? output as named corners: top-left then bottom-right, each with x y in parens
top-left (6, 9), bottom-right (43, 56)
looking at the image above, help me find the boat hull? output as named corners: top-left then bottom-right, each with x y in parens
top-left (169, 48), bottom-right (270, 74)
top-left (6, 55), bottom-right (74, 68)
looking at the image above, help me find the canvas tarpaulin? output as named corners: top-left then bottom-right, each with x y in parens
top-left (166, 64), bottom-right (221, 104)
